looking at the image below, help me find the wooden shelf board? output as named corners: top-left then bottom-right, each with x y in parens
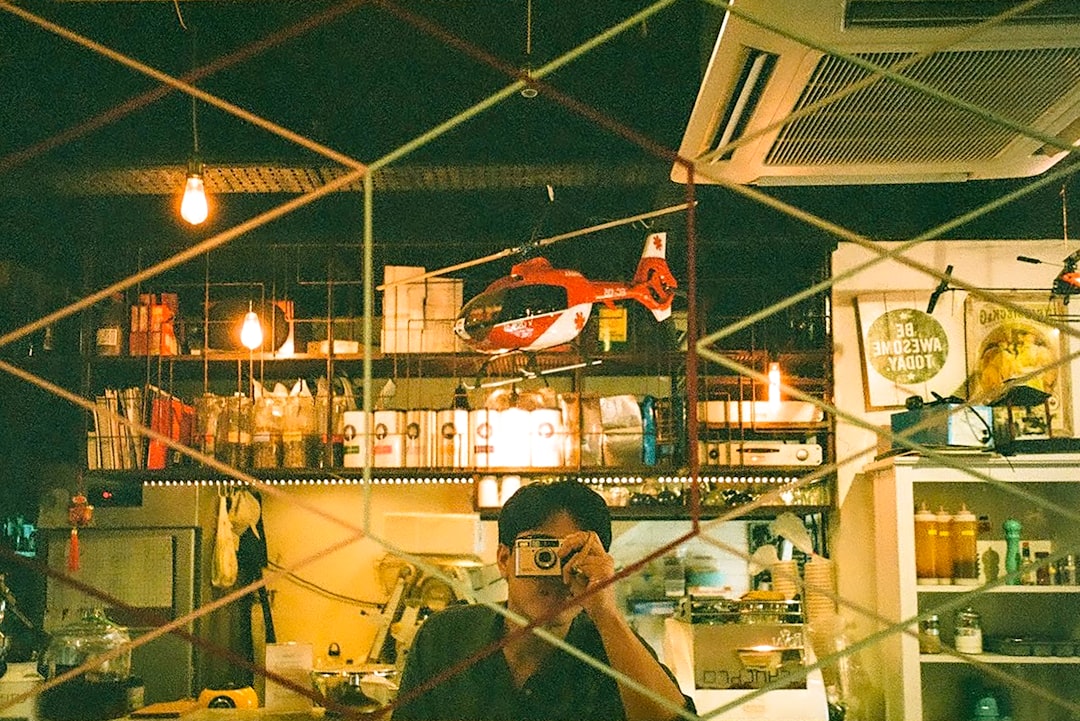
top-left (922, 653), bottom-right (1080, 664)
top-left (918, 584), bottom-right (1080, 593)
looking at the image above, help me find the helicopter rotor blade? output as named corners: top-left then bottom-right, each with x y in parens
top-left (376, 201), bottom-right (695, 291)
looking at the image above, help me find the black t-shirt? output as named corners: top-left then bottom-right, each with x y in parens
top-left (393, 603), bottom-right (691, 721)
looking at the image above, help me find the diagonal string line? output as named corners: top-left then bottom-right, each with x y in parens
top-left (4, 0), bottom-right (1075, 716)
top-left (0, 0), bottom-right (369, 174)
top-left (0, 1), bottom-right (366, 171)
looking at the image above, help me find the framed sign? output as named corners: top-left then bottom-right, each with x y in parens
top-left (964, 292), bottom-right (1071, 436)
top-left (855, 292), bottom-right (967, 411)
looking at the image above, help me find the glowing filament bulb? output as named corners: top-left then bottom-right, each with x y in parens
top-left (240, 306), bottom-right (263, 350)
top-left (180, 173), bottom-right (209, 225)
top-left (767, 361), bottom-right (781, 409)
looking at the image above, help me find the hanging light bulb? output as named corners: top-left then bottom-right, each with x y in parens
top-left (180, 158), bottom-right (209, 225)
top-left (178, 58), bottom-right (211, 225)
top-left (240, 303), bottom-right (263, 351)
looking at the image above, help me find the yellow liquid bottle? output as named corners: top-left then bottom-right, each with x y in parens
top-left (951, 503), bottom-right (979, 585)
top-left (934, 506), bottom-right (953, 585)
top-left (914, 501), bottom-right (938, 585)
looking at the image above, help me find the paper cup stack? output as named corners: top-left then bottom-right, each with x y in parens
top-left (802, 556), bottom-right (838, 632)
top-left (771, 560), bottom-right (800, 601)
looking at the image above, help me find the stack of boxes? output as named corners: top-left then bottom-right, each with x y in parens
top-left (381, 266), bottom-right (463, 353)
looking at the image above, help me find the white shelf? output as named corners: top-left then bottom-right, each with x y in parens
top-left (917, 584), bottom-right (1080, 593)
top-left (921, 653), bottom-right (1080, 664)
top-left (862, 453), bottom-right (1080, 721)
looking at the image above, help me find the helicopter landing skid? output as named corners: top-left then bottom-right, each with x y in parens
top-left (463, 351), bottom-right (603, 390)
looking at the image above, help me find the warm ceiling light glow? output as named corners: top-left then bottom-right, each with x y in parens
top-left (767, 361), bottom-right (781, 408)
top-left (240, 307), bottom-right (263, 351)
top-left (180, 170), bottom-right (209, 225)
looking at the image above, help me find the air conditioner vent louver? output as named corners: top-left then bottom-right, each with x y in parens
top-left (765, 47), bottom-right (1080, 168)
top-left (845, 0), bottom-right (1080, 29)
top-left (710, 49), bottom-right (778, 160)
top-left (673, 0), bottom-right (1080, 185)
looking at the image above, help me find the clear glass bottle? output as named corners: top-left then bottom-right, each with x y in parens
top-left (1035, 551), bottom-right (1052, 585)
top-left (1059, 554), bottom-right (1077, 586)
top-left (1021, 541), bottom-right (1036, 585)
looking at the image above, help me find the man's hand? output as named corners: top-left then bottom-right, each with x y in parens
top-left (559, 531), bottom-right (619, 619)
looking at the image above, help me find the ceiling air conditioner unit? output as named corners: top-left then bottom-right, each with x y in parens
top-left (672, 0), bottom-right (1080, 186)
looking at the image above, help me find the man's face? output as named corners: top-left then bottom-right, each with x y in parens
top-left (497, 510), bottom-right (583, 629)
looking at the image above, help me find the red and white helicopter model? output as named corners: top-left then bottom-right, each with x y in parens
top-left (453, 230), bottom-right (676, 353)
top-left (378, 201), bottom-right (689, 357)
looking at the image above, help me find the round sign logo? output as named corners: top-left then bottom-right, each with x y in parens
top-left (866, 308), bottom-right (948, 383)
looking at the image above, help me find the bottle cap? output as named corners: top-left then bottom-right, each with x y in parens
top-left (953, 502), bottom-right (976, 521)
top-left (915, 501), bottom-right (935, 518)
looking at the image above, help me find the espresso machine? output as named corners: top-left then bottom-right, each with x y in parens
top-left (662, 596), bottom-right (829, 720)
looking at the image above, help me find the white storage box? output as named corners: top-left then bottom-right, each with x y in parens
top-left (0, 662), bottom-right (43, 721)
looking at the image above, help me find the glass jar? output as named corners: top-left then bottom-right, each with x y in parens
top-left (954, 607), bottom-right (983, 654)
top-left (216, 394), bottom-right (253, 469)
top-left (918, 615), bottom-right (942, 654)
top-left (41, 608), bottom-right (131, 682)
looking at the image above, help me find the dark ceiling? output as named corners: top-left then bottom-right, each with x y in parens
top-left (0, 0), bottom-right (1078, 336)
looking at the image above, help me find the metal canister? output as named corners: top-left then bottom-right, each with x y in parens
top-left (954, 607), bottom-right (983, 654)
top-left (918, 615), bottom-right (942, 654)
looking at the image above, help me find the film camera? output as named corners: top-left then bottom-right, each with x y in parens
top-left (514, 537), bottom-right (563, 577)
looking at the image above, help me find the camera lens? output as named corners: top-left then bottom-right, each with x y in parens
top-left (534, 549), bottom-right (558, 569)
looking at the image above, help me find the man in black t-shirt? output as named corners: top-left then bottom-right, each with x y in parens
top-left (393, 481), bottom-right (694, 721)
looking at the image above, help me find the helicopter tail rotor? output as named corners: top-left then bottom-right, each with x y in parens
top-left (632, 232), bottom-right (677, 321)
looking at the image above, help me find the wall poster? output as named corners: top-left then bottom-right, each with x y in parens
top-left (855, 292), bottom-right (967, 411)
top-left (964, 292), bottom-right (1071, 436)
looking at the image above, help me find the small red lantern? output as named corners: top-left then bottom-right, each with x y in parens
top-left (67, 492), bottom-right (94, 572)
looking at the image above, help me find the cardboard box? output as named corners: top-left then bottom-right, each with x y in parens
top-left (381, 266), bottom-right (463, 353)
top-left (264, 642), bottom-right (313, 712)
top-left (0, 661), bottom-right (42, 720)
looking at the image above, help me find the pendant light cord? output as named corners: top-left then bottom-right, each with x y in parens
top-left (191, 87), bottom-right (200, 157)
top-left (189, 27), bottom-right (200, 157)
top-left (525, 0), bottom-right (532, 58)
top-left (172, 0), bottom-right (187, 30)
top-left (1062, 183), bottom-right (1069, 247)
